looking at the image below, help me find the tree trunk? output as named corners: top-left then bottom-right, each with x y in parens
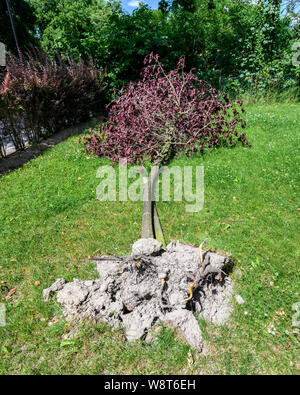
top-left (141, 138), bottom-right (172, 243)
top-left (141, 165), bottom-right (159, 239)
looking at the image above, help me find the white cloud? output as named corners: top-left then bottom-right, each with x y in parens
top-left (128, 1), bottom-right (140, 7)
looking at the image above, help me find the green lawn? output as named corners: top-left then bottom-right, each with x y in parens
top-left (0, 103), bottom-right (299, 375)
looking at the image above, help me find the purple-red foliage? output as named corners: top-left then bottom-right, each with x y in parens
top-left (0, 49), bottom-right (105, 155)
top-left (83, 53), bottom-right (248, 164)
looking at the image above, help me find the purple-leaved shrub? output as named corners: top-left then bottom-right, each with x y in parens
top-left (0, 49), bottom-right (105, 156)
top-left (83, 53), bottom-right (249, 164)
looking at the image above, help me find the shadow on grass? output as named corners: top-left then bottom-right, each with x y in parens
top-left (0, 114), bottom-right (105, 177)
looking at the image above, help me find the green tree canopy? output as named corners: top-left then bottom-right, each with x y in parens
top-left (27, 0), bottom-right (298, 94)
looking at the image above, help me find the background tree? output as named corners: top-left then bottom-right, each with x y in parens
top-left (158, 0), bottom-right (197, 12)
top-left (30, 0), bottom-right (117, 60)
top-left (23, 0), bottom-right (299, 97)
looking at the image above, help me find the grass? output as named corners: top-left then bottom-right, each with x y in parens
top-left (0, 103), bottom-right (299, 375)
top-left (232, 86), bottom-right (300, 105)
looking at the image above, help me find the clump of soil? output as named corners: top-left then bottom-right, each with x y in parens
top-left (43, 239), bottom-right (234, 351)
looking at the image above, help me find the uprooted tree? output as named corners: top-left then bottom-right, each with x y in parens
top-left (83, 53), bottom-right (249, 241)
top-left (43, 55), bottom-right (250, 349)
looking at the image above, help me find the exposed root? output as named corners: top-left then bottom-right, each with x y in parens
top-left (199, 238), bottom-right (210, 266)
top-left (43, 239), bottom-right (233, 350)
top-left (182, 281), bottom-right (196, 303)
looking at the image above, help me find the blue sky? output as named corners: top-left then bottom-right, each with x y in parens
top-left (121, 1), bottom-right (299, 15)
top-left (122, 1), bottom-right (159, 13)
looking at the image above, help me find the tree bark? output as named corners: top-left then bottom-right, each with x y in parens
top-left (141, 165), bottom-right (159, 239)
top-left (141, 138), bottom-right (172, 243)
